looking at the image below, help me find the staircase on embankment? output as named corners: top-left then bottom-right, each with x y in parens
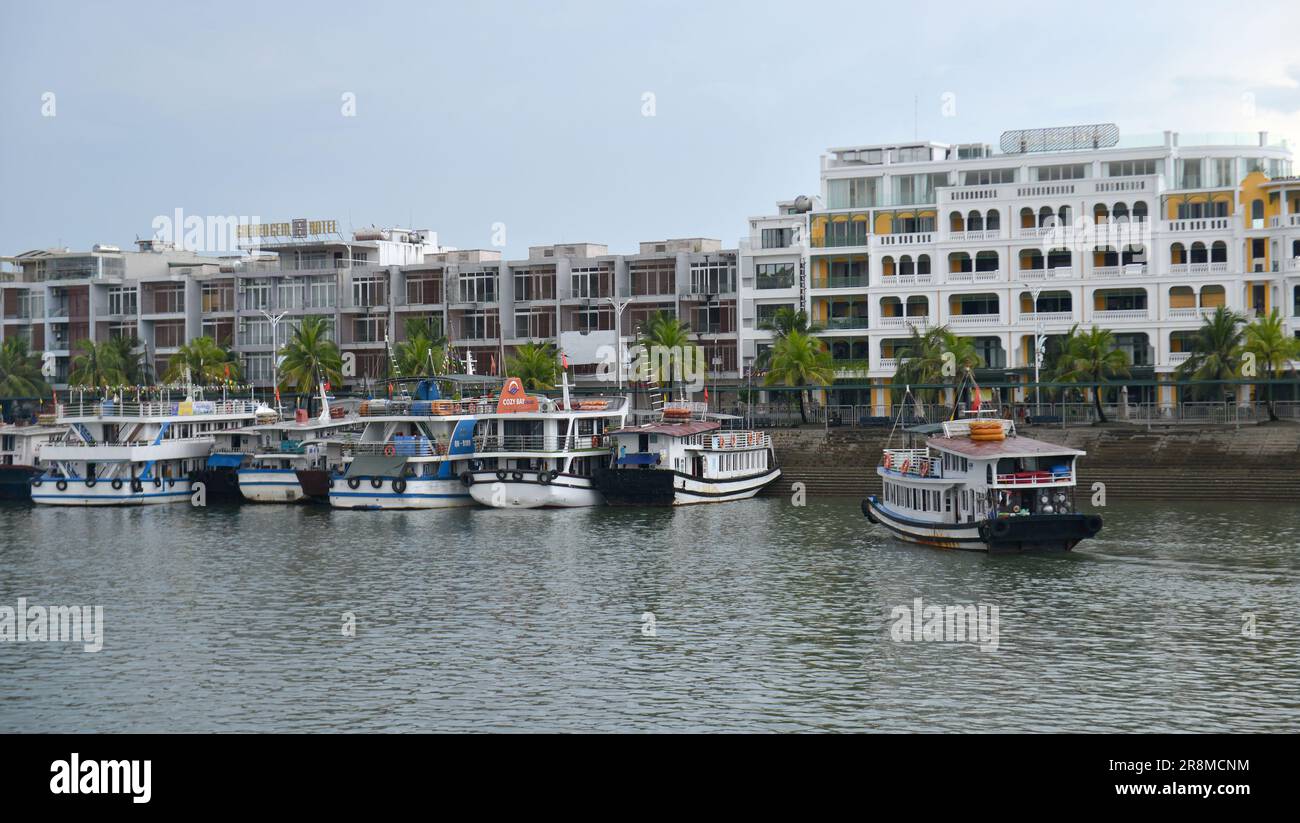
top-left (763, 423), bottom-right (1300, 502)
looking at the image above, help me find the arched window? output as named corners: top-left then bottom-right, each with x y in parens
top-left (949, 252), bottom-right (972, 273)
top-left (949, 211), bottom-right (964, 232)
top-left (1190, 242), bottom-right (1208, 265)
top-left (1112, 202), bottom-right (1129, 220)
top-left (882, 256), bottom-right (896, 277)
top-left (905, 296), bottom-right (928, 317)
top-left (1038, 206), bottom-right (1055, 227)
top-left (967, 210), bottom-right (984, 232)
top-left (985, 209), bottom-right (1000, 230)
top-left (1058, 205), bottom-right (1072, 225)
top-left (1251, 199), bottom-right (1265, 221)
top-left (1094, 203), bottom-right (1110, 223)
top-left (1170, 243), bottom-right (1186, 265)
top-left (1211, 241), bottom-right (1227, 263)
top-left (975, 250), bottom-right (999, 272)
top-left (1047, 248), bottom-right (1072, 269)
top-left (1132, 201), bottom-right (1148, 221)
top-left (1020, 207), bottom-right (1035, 229)
top-left (917, 254), bottom-right (931, 275)
top-left (899, 255), bottom-right (915, 276)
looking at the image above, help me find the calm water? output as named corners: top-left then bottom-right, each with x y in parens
top-left (1, 497), bottom-right (1297, 733)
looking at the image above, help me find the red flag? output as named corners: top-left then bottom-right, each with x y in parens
top-left (323, 381), bottom-right (330, 392)
top-left (561, 351), bottom-right (569, 370)
top-left (971, 381), bottom-right (982, 412)
top-left (490, 355), bottom-right (496, 375)
top-left (704, 386), bottom-right (709, 402)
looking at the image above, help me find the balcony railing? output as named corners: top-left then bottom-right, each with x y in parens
top-left (872, 232), bottom-right (933, 247)
top-left (1168, 262), bottom-right (1229, 275)
top-left (1014, 266), bottom-right (1076, 282)
top-left (1017, 311), bottom-right (1074, 324)
top-left (821, 317), bottom-right (870, 330)
top-left (57, 400), bottom-right (262, 420)
top-left (947, 229), bottom-right (1002, 243)
top-left (1092, 309), bottom-right (1149, 321)
top-left (946, 269), bottom-right (1003, 284)
top-left (811, 276), bottom-right (867, 289)
top-left (878, 357), bottom-right (898, 370)
top-left (947, 313), bottom-right (1001, 326)
top-left (1162, 217), bottom-right (1230, 233)
top-left (881, 448), bottom-right (941, 478)
top-left (878, 273), bottom-right (934, 286)
top-left (1167, 307), bottom-right (1215, 320)
top-left (876, 316), bottom-right (929, 330)
top-left (1091, 264), bottom-right (1148, 278)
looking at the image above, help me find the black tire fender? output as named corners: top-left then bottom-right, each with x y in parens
top-left (460, 471), bottom-right (474, 487)
top-left (392, 478), bottom-right (407, 495)
top-left (495, 468), bottom-right (507, 481)
top-left (347, 477), bottom-right (361, 490)
top-left (370, 477), bottom-right (384, 489)
top-left (111, 478), bottom-right (124, 490)
top-left (56, 479), bottom-right (68, 491)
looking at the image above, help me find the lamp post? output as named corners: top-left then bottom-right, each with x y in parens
top-left (743, 354), bottom-right (754, 429)
top-left (1029, 288), bottom-right (1044, 416)
top-left (604, 295), bottom-right (632, 392)
top-left (260, 309), bottom-right (287, 411)
top-left (711, 355), bottom-right (722, 412)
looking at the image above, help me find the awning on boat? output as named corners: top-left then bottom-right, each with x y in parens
top-left (206, 453), bottom-right (247, 469)
top-left (615, 453), bottom-right (659, 466)
top-left (344, 454), bottom-right (408, 478)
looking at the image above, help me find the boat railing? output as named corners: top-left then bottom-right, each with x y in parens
top-left (475, 433), bottom-right (605, 453)
top-left (687, 431), bottom-right (771, 450)
top-left (56, 400), bottom-right (263, 420)
top-left (993, 469), bottom-right (1074, 487)
top-left (357, 398), bottom-right (498, 417)
top-left (343, 440), bottom-right (444, 457)
top-left (940, 418), bottom-right (1015, 438)
top-left (881, 448), bottom-right (942, 478)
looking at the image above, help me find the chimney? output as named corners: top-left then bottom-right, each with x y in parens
top-left (1259, 131), bottom-right (1269, 147)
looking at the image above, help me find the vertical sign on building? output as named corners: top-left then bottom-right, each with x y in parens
top-left (292, 219), bottom-right (308, 238)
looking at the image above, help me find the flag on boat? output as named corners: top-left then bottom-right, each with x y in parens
top-left (971, 377), bottom-right (982, 412)
top-left (561, 351), bottom-right (569, 370)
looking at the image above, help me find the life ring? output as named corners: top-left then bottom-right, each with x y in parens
top-left (538, 471), bottom-right (550, 483)
top-left (511, 470), bottom-right (523, 482)
top-left (383, 443), bottom-right (396, 457)
top-left (85, 476), bottom-right (97, 488)
top-left (495, 468), bottom-right (507, 481)
top-left (370, 477), bottom-right (383, 489)
top-left (347, 477), bottom-right (361, 490)
top-left (56, 479), bottom-right (68, 491)
top-left (111, 478), bottom-right (123, 490)
top-left (883, 453), bottom-right (893, 469)
top-left (392, 478), bottom-right (407, 495)
top-left (900, 460), bottom-right (910, 474)
top-left (460, 471), bottom-right (474, 487)
top-left (919, 461), bottom-right (929, 477)
top-left (131, 478), bottom-right (143, 493)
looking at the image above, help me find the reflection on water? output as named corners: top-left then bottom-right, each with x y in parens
top-left (1, 498), bottom-right (1297, 732)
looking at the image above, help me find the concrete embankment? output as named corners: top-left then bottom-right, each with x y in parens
top-left (764, 423), bottom-right (1300, 502)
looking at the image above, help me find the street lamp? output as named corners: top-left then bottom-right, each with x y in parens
top-left (604, 295), bottom-right (632, 392)
top-left (711, 355), bottom-right (722, 412)
top-left (1029, 288), bottom-right (1044, 416)
top-left (260, 309), bottom-right (287, 412)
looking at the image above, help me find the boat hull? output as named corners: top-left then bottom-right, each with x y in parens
top-left (0, 466), bottom-right (41, 501)
top-left (30, 477), bottom-right (192, 506)
top-left (595, 466), bottom-right (781, 506)
top-left (862, 496), bottom-right (1101, 553)
top-left (465, 469), bottom-right (603, 508)
top-left (327, 476), bottom-right (474, 510)
top-left (237, 468), bottom-right (307, 503)
top-left (189, 467), bottom-right (243, 504)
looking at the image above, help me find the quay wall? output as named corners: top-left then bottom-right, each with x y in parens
top-left (764, 423), bottom-right (1300, 502)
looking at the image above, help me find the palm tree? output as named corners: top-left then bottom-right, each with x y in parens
top-left (1242, 310), bottom-right (1300, 422)
top-left (892, 325), bottom-right (948, 404)
top-left (277, 315), bottom-right (343, 395)
top-left (163, 336), bottom-right (241, 385)
top-left (635, 310), bottom-right (697, 392)
top-left (105, 335), bottom-right (148, 386)
top-left (0, 337), bottom-right (50, 399)
top-left (1175, 307), bottom-right (1246, 405)
top-left (394, 317), bottom-right (447, 377)
top-left (763, 329), bottom-right (835, 423)
top-left (68, 339), bottom-right (127, 390)
top-left (939, 329), bottom-right (983, 417)
top-left (755, 307), bottom-right (823, 371)
top-left (1052, 325), bottom-right (1131, 423)
top-left (506, 341), bottom-right (560, 390)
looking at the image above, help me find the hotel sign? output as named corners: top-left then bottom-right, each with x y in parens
top-left (236, 219), bottom-right (338, 239)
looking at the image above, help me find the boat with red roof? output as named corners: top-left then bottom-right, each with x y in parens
top-left (595, 401), bottom-right (780, 506)
top-left (862, 413), bottom-right (1103, 553)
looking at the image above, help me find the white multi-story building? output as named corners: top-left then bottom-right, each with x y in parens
top-left (737, 126), bottom-right (1299, 413)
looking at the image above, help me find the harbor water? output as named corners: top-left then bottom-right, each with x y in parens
top-left (1, 498), bottom-right (1297, 732)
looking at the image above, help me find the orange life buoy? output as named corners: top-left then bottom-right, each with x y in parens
top-left (591, 435), bottom-right (600, 448)
top-left (900, 460), bottom-right (910, 474)
top-left (884, 453), bottom-right (893, 469)
top-left (383, 444), bottom-right (396, 457)
top-left (919, 461), bottom-right (930, 477)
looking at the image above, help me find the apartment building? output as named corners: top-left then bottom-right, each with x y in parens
top-left (737, 126), bottom-right (1299, 413)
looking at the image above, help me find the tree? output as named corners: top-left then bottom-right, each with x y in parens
top-left (277, 315), bottom-right (343, 395)
top-left (68, 339), bottom-right (127, 390)
top-left (1052, 325), bottom-right (1131, 423)
top-left (755, 307), bottom-right (823, 370)
top-left (635, 310), bottom-right (697, 393)
top-left (892, 325), bottom-right (948, 404)
top-left (105, 335), bottom-right (148, 386)
top-left (394, 316), bottom-right (447, 377)
top-left (1242, 310), bottom-right (1300, 422)
top-left (0, 337), bottom-right (50, 399)
top-left (763, 329), bottom-right (835, 423)
top-left (939, 328), bottom-right (983, 417)
top-left (163, 336), bottom-right (241, 385)
top-left (506, 341), bottom-right (560, 390)
top-left (1174, 307), bottom-right (1246, 405)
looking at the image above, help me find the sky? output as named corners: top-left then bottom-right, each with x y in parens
top-left (2, 0), bottom-right (1298, 258)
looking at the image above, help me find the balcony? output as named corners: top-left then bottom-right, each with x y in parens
top-left (1090, 264), bottom-right (1149, 279)
top-left (878, 357), bottom-right (898, 370)
top-left (821, 317), bottom-right (870, 331)
top-left (754, 275), bottom-right (797, 290)
top-left (946, 313), bottom-right (1001, 327)
top-left (1092, 309), bottom-right (1149, 322)
top-left (831, 359), bottom-right (871, 376)
top-left (872, 232), bottom-right (933, 248)
top-left (1017, 311), bottom-right (1075, 325)
top-left (878, 273), bottom-right (934, 287)
top-left (876, 316), bottom-right (929, 330)
top-left (1168, 262), bottom-right (1229, 275)
top-left (1014, 266), bottom-right (1076, 282)
top-left (946, 269), bottom-right (1003, 284)
top-left (1016, 225), bottom-right (1076, 241)
top-left (1162, 217), bottom-right (1231, 233)
top-left (946, 229), bottom-right (1003, 243)
top-left (811, 276), bottom-right (867, 290)
top-left (1168, 352), bottom-right (1193, 365)
top-left (1167, 307), bottom-right (1215, 321)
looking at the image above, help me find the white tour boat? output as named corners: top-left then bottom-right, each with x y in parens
top-left (31, 396), bottom-right (262, 506)
top-left (0, 419), bottom-right (63, 501)
top-left (861, 416), bottom-right (1103, 553)
top-left (595, 403), bottom-right (780, 505)
top-left (235, 390), bottom-right (362, 503)
top-left (463, 375), bottom-right (627, 508)
top-left (327, 379), bottom-right (485, 511)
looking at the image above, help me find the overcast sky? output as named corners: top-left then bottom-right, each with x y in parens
top-left (2, 0), bottom-right (1298, 258)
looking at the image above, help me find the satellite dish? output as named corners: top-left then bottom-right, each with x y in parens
top-left (792, 195), bottom-right (813, 213)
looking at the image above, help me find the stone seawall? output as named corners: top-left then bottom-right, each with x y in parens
top-left (764, 423), bottom-right (1300, 502)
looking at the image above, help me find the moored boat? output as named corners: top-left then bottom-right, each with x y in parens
top-left (0, 421), bottom-right (63, 501)
top-left (862, 416), bottom-right (1102, 553)
top-left (594, 403), bottom-right (780, 506)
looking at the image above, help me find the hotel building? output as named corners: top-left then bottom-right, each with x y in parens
top-left (739, 127), bottom-right (1299, 412)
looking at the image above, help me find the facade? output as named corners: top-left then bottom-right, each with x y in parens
top-left (738, 128), bottom-right (1299, 413)
top-left (3, 125), bottom-right (1297, 408)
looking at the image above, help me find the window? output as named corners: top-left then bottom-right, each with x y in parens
top-left (571, 305), bottom-right (613, 333)
top-left (152, 284), bottom-right (184, 314)
top-left (351, 276), bottom-right (387, 307)
top-left (1210, 158), bottom-right (1235, 188)
top-left (1100, 289), bottom-right (1147, 311)
top-left (822, 219), bottom-right (869, 247)
top-left (108, 287), bottom-right (137, 316)
top-left (689, 260), bottom-right (736, 295)
top-left (242, 280), bottom-right (271, 311)
top-left (513, 268), bottom-right (556, 301)
top-left (761, 227), bottom-right (793, 248)
top-left (570, 266), bottom-right (613, 299)
top-left (202, 281), bottom-right (234, 313)
top-left (826, 177), bottom-right (880, 209)
top-left (891, 173), bottom-right (946, 205)
top-left (1033, 164), bottom-right (1086, 181)
top-left (352, 315), bottom-right (386, 343)
top-left (1105, 159), bottom-right (1157, 177)
top-left (1176, 158), bottom-right (1203, 189)
top-left (514, 310), bottom-right (555, 339)
top-left (277, 280), bottom-right (305, 310)
top-left (755, 263), bottom-right (795, 289)
top-left (961, 168), bottom-right (1016, 185)
top-left (307, 277), bottom-right (337, 308)
top-left (459, 310), bottom-right (499, 340)
top-left (630, 261), bottom-right (675, 296)
top-left (457, 271), bottom-right (498, 303)
top-left (406, 272), bottom-right (443, 305)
